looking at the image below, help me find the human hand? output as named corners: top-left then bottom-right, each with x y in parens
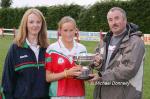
top-left (88, 73), bottom-right (101, 83)
top-left (66, 66), bottom-right (82, 77)
top-left (93, 53), bottom-right (102, 67)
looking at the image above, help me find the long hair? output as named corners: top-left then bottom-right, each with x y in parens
top-left (14, 8), bottom-right (49, 48)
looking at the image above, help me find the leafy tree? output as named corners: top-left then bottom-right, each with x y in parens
top-left (1, 0), bottom-right (12, 8)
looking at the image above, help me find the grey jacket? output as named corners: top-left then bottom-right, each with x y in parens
top-left (93, 23), bottom-right (145, 99)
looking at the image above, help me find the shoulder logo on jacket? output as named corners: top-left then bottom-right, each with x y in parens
top-left (20, 55), bottom-right (28, 59)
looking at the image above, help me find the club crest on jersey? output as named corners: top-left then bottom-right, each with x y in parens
top-left (58, 57), bottom-right (64, 64)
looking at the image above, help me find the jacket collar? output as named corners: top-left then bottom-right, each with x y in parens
top-left (58, 38), bottom-right (78, 49)
top-left (23, 39), bottom-right (40, 49)
top-left (104, 23), bottom-right (141, 43)
top-left (23, 41), bottom-right (29, 48)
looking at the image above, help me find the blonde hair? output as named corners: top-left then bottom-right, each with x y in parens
top-left (58, 16), bottom-right (77, 30)
top-left (14, 8), bottom-right (49, 48)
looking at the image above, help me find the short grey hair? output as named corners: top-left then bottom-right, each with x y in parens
top-left (108, 7), bottom-right (127, 20)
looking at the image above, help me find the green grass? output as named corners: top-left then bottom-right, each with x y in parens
top-left (0, 36), bottom-right (150, 99)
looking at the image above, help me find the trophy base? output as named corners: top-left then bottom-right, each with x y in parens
top-left (76, 76), bottom-right (93, 80)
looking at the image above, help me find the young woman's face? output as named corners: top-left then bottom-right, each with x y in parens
top-left (27, 13), bottom-right (42, 36)
top-left (60, 22), bottom-right (76, 43)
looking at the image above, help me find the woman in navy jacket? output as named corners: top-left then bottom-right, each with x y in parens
top-left (2, 8), bottom-right (49, 99)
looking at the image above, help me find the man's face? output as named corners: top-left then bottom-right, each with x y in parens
top-left (107, 10), bottom-right (127, 35)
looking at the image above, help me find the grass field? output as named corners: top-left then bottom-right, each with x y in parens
top-left (0, 36), bottom-right (150, 99)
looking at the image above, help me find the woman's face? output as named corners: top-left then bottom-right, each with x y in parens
top-left (27, 13), bottom-right (42, 36)
top-left (60, 22), bottom-right (76, 43)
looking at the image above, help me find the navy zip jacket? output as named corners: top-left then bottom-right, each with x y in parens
top-left (2, 42), bottom-right (49, 99)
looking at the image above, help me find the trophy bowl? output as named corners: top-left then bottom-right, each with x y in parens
top-left (73, 53), bottom-right (95, 80)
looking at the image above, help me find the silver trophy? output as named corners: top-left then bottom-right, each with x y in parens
top-left (73, 53), bottom-right (95, 80)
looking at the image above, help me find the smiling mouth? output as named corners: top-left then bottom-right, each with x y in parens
top-left (32, 29), bottom-right (40, 31)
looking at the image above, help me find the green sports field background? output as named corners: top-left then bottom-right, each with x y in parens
top-left (0, 36), bottom-right (150, 99)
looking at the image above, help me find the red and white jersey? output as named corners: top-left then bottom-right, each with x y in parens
top-left (45, 39), bottom-right (87, 97)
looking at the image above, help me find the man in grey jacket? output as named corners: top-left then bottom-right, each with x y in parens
top-left (90, 7), bottom-right (145, 99)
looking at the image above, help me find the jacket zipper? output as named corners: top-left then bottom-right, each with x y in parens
top-left (29, 47), bottom-right (39, 70)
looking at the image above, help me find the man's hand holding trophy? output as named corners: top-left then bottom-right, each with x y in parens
top-left (89, 53), bottom-right (103, 82)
